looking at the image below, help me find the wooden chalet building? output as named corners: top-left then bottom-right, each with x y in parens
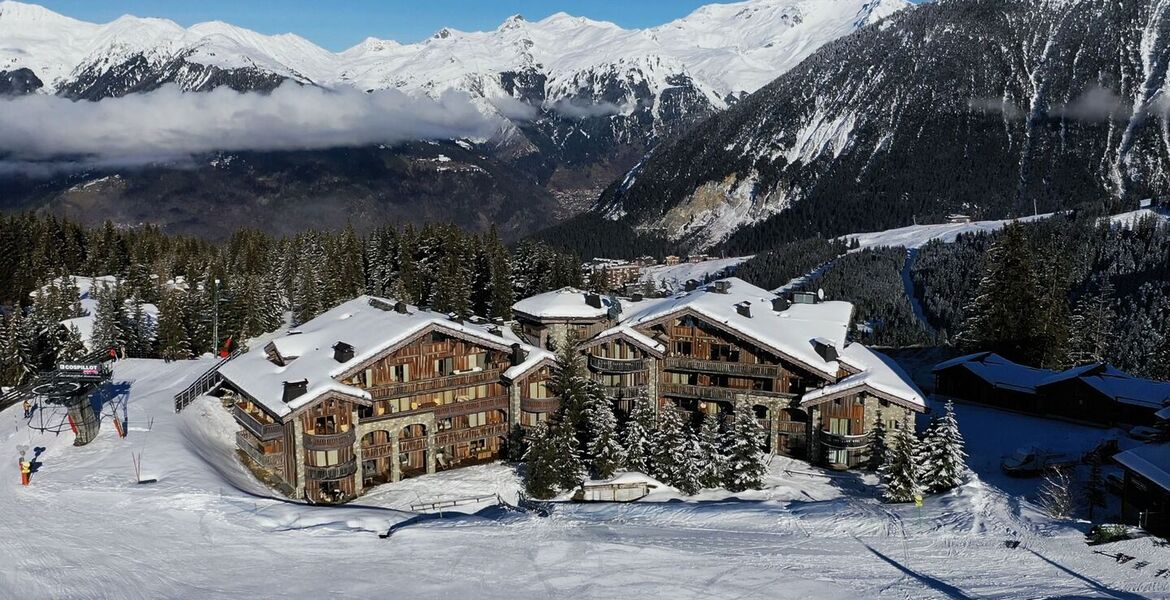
top-left (514, 277), bottom-right (925, 468)
top-left (1114, 443), bottom-right (1170, 536)
top-left (219, 297), bottom-right (554, 504)
top-left (219, 278), bottom-right (924, 503)
top-left (934, 353), bottom-right (1170, 426)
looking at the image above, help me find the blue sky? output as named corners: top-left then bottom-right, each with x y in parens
top-left (31, 1), bottom-right (726, 51)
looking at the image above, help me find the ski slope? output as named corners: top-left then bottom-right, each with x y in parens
top-left (639, 256), bottom-right (751, 292)
top-left (2, 359), bottom-right (1169, 598)
top-left (842, 214), bottom-right (1054, 251)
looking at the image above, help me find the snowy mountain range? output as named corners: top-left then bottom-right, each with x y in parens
top-left (575, 0), bottom-right (1170, 252)
top-left (0, 0), bottom-right (908, 239)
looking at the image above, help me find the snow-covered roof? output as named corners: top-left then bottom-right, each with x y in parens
top-left (619, 277), bottom-right (852, 378)
top-left (932, 352), bottom-right (1045, 394)
top-left (802, 344), bottom-right (926, 410)
top-left (511, 287), bottom-right (615, 321)
top-left (1115, 443), bottom-right (1170, 492)
top-left (1156, 406), bottom-right (1170, 421)
top-left (582, 324), bottom-right (666, 355)
top-left (1037, 363), bottom-right (1170, 408)
top-left (220, 296), bottom-right (545, 418)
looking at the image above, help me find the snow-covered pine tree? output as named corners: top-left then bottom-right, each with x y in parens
top-left (522, 422), bottom-right (559, 499)
top-left (505, 423), bottom-right (527, 462)
top-left (920, 400), bottom-right (967, 493)
top-left (0, 313), bottom-right (34, 386)
top-left (157, 290), bottom-right (192, 361)
top-left (621, 390), bottom-right (657, 474)
top-left (866, 410), bottom-right (889, 472)
top-left (583, 380), bottom-right (625, 479)
top-left (123, 294), bottom-right (152, 358)
top-left (1066, 279), bottom-right (1116, 367)
top-left (653, 406), bottom-right (700, 494)
top-left (91, 281), bottom-right (128, 353)
top-left (723, 400), bottom-right (767, 492)
top-left (879, 416), bottom-right (923, 503)
top-left (696, 411), bottom-right (727, 488)
top-left (54, 324), bottom-right (87, 363)
top-left (551, 421), bottom-right (585, 491)
top-left (549, 331), bottom-right (589, 454)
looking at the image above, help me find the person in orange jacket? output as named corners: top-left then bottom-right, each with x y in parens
top-left (19, 458), bottom-right (31, 486)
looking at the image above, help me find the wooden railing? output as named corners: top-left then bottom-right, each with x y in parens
top-left (602, 385), bottom-right (644, 399)
top-left (435, 396), bottom-right (508, 419)
top-left (174, 349), bottom-right (243, 413)
top-left (587, 355), bottom-right (648, 373)
top-left (521, 396), bottom-right (561, 413)
top-left (363, 444), bottom-right (393, 459)
top-left (819, 430), bottom-right (871, 449)
top-left (236, 431), bottom-right (283, 469)
top-left (304, 428), bottom-right (356, 450)
top-left (233, 404), bottom-right (283, 441)
top-left (305, 459), bottom-right (357, 481)
top-left (664, 357), bottom-right (782, 379)
top-left (435, 423), bottom-right (509, 447)
top-left (369, 369), bottom-right (503, 400)
top-left (660, 382), bottom-right (794, 403)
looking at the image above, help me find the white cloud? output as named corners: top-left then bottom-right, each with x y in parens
top-left (0, 83), bottom-right (507, 172)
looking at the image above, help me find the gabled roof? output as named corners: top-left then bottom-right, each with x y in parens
top-left (618, 277), bottom-right (852, 379)
top-left (579, 325), bottom-right (665, 357)
top-left (220, 295), bottom-right (544, 419)
top-left (802, 344), bottom-right (926, 411)
top-left (931, 352), bottom-right (1046, 394)
top-left (511, 287), bottom-right (614, 320)
top-left (1115, 443), bottom-right (1170, 492)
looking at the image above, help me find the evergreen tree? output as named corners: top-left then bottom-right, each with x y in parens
top-left (622, 391), bottom-right (657, 474)
top-left (91, 281), bottom-right (127, 353)
top-left (583, 380), bottom-right (625, 479)
top-left (867, 410), bottom-right (889, 472)
top-left (696, 412), bottom-right (727, 488)
top-left (879, 416), bottom-right (923, 503)
top-left (522, 423), bottom-right (560, 499)
top-left (505, 423), bottom-right (527, 462)
top-left (920, 400), bottom-right (967, 493)
top-left (54, 324), bottom-right (87, 362)
top-left (0, 312), bottom-right (35, 386)
top-left (723, 400), bottom-right (767, 492)
top-left (1066, 279), bottom-right (1116, 367)
top-left (551, 421), bottom-right (585, 491)
top-left (959, 222), bottom-right (1039, 362)
top-left (653, 406), bottom-right (701, 494)
top-left (157, 290), bottom-right (193, 361)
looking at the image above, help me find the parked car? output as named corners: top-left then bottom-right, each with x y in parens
top-left (1002, 447), bottom-right (1076, 476)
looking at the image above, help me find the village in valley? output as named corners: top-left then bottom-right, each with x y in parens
top-left (3, 216), bottom-right (1170, 598)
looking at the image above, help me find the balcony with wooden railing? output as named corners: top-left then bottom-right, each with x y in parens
top-left (305, 458), bottom-right (357, 481)
top-left (369, 369), bottom-right (503, 400)
top-left (434, 396), bottom-right (509, 419)
top-left (664, 357), bottom-right (782, 379)
top-left (819, 430), bottom-right (871, 449)
top-left (660, 382), bottom-right (794, 403)
top-left (587, 355), bottom-right (648, 374)
top-left (236, 431), bottom-right (283, 469)
top-left (435, 422), bottom-right (509, 447)
top-left (234, 404), bottom-right (283, 441)
top-left (602, 385), bottom-right (644, 399)
top-left (521, 396), bottom-right (561, 413)
top-left (363, 443), bottom-right (393, 459)
top-left (303, 428), bottom-right (356, 451)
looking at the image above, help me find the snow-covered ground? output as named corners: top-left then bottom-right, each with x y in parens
top-left (2, 359), bottom-right (1169, 598)
top-left (639, 256), bottom-right (751, 293)
top-left (842, 214), bottom-right (1054, 251)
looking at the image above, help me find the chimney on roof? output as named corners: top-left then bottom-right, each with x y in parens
top-left (394, 301), bottom-right (408, 314)
top-left (735, 302), bottom-right (752, 318)
top-left (510, 343), bottom-right (528, 366)
top-left (712, 280), bottom-right (731, 294)
top-left (771, 297), bottom-right (790, 312)
top-left (684, 279), bottom-right (699, 292)
top-left (792, 291), bottom-right (817, 304)
top-left (282, 379), bottom-right (308, 403)
top-left (332, 341), bottom-right (354, 363)
top-left (487, 325), bottom-right (503, 337)
top-left (812, 338), bottom-right (838, 363)
top-left (585, 293), bottom-right (603, 309)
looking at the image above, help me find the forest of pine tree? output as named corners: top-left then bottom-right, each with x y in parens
top-left (0, 214), bottom-right (582, 386)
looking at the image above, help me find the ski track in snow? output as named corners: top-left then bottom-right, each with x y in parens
top-left (0, 359), bottom-right (1168, 598)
